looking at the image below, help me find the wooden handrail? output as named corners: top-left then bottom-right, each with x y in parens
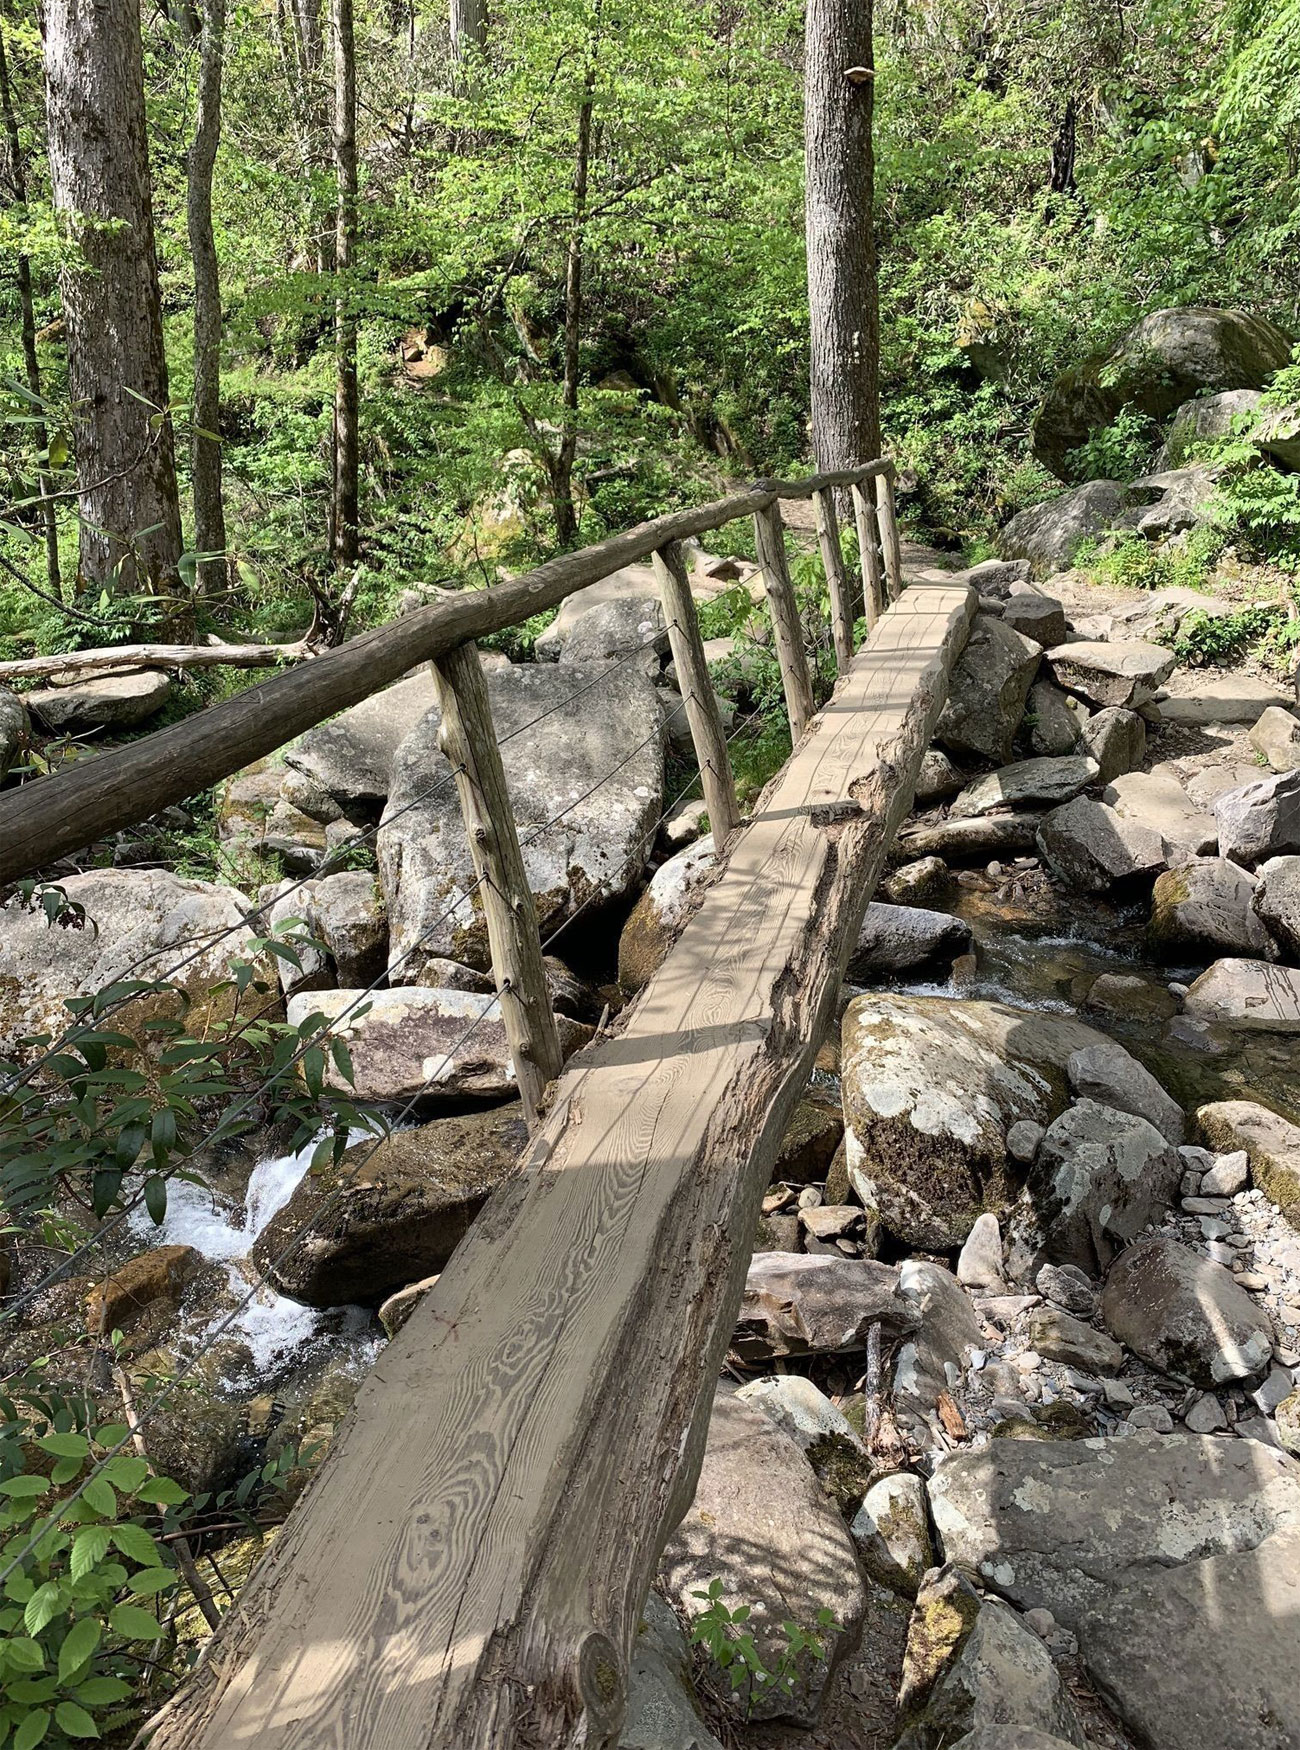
top-left (0, 460), bottom-right (894, 885)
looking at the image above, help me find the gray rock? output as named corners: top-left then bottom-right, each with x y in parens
top-left (1035, 1263), bottom-right (1095, 1316)
top-left (1201, 1150), bottom-right (1250, 1196)
top-left (957, 1213), bottom-right (1006, 1293)
top-left (894, 814), bottom-right (1044, 866)
top-left (26, 669), bottom-right (172, 731)
top-left (1066, 1039), bottom-right (1185, 1143)
top-left (1253, 855), bottom-right (1300, 960)
top-left (286, 673), bottom-right (435, 817)
top-left (1007, 1121), bottom-right (1045, 1164)
top-left (850, 1471), bottom-right (933, 1596)
top-left (548, 595), bottom-right (666, 667)
top-left (283, 985), bottom-right (588, 1103)
top-left (1079, 706), bottom-right (1144, 785)
top-left (622, 1593), bottom-right (724, 1750)
top-left (1026, 1305), bottom-right (1122, 1372)
top-left (885, 856), bottom-right (951, 903)
top-left (965, 558), bottom-right (1033, 600)
top-left (1025, 682), bottom-right (1087, 757)
top-left (935, 617), bottom-right (1043, 765)
top-left (1127, 1401), bottom-right (1176, 1433)
top-left (735, 1374), bottom-right (864, 1454)
top-left (1012, 1099), bottom-right (1182, 1278)
top-left (952, 756), bottom-right (1098, 819)
top-left (915, 747), bottom-right (966, 804)
top-left (1150, 858), bottom-right (1277, 963)
top-left (1184, 958), bottom-right (1300, 1033)
top-left (1045, 640), bottom-right (1176, 711)
top-left (1249, 705), bottom-right (1300, 774)
top-left (1156, 387), bottom-right (1264, 467)
top-left (619, 835), bottom-right (715, 995)
top-left (1036, 797), bottom-right (1166, 892)
top-left (1161, 671), bottom-right (1292, 725)
top-left (841, 994), bottom-right (1109, 1249)
top-left (1101, 1237), bottom-right (1275, 1385)
top-left (1197, 1099), bottom-right (1300, 1227)
top-left (379, 661), bottom-right (664, 979)
top-left (658, 1390), bottom-right (866, 1724)
top-left (1129, 462), bottom-right (1224, 538)
top-left (1001, 595), bottom-right (1068, 646)
top-left (894, 1259), bottom-right (984, 1420)
top-left (948, 1733), bottom-right (1082, 1750)
top-left (1215, 769), bottom-right (1300, 866)
top-left (253, 1106), bottom-right (530, 1306)
top-left (0, 690), bottom-right (28, 782)
top-left (847, 903), bottom-right (972, 980)
top-left (1032, 307), bottom-right (1293, 479)
top-left (998, 481), bottom-right (1133, 572)
top-left (1104, 768), bottom-right (1217, 858)
top-left (412, 957), bottom-right (492, 992)
top-left (737, 1252), bottom-right (915, 1359)
top-left (1184, 1392), bottom-right (1228, 1433)
top-left (896, 1594), bottom-right (1085, 1750)
top-left (265, 870), bottom-right (388, 991)
top-left (1254, 398), bottom-right (1300, 470)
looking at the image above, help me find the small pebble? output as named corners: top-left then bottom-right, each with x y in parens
top-left (1250, 1366), bottom-right (1295, 1416)
top-left (1128, 1403), bottom-right (1175, 1433)
top-left (1101, 1377), bottom-right (1135, 1409)
top-left (1201, 1150), bottom-right (1250, 1197)
top-left (1206, 1242), bottom-right (1237, 1267)
top-left (1237, 1273), bottom-right (1270, 1292)
top-left (1024, 1607), bottom-right (1056, 1640)
top-left (797, 1185), bottom-right (822, 1211)
top-left (1007, 1120), bottom-right (1045, 1164)
top-left (1184, 1393), bottom-right (1227, 1434)
top-left (1184, 1196), bottom-right (1230, 1216)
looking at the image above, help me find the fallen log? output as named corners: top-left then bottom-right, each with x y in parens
top-left (144, 579), bottom-right (974, 1750)
top-left (0, 640), bottom-right (313, 683)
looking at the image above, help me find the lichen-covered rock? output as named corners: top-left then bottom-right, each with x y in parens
top-left (26, 669), bottom-right (172, 730)
top-left (1036, 797), bottom-right (1165, 892)
top-left (618, 835), bottom-right (715, 995)
top-left (884, 856), bottom-right (951, 904)
top-left (657, 1390), bottom-right (866, 1725)
top-left (915, 747), bottom-right (966, 803)
top-left (380, 661), bottom-right (664, 978)
top-left (736, 1374), bottom-right (865, 1455)
top-left (1101, 1237), bottom-right (1274, 1386)
top-left (253, 1106), bottom-right (529, 1305)
top-left (1253, 856), bottom-right (1300, 962)
top-left (736, 1252), bottom-right (916, 1358)
top-left (1045, 640), bottom-right (1175, 711)
top-left (841, 995), bottom-right (1106, 1249)
top-left (1026, 682), bottom-right (1087, 757)
top-left (1184, 958), bottom-right (1300, 1033)
top-left (285, 673), bottom-right (435, 820)
top-left (1215, 769), bottom-right (1300, 866)
top-left (951, 756), bottom-right (1098, 819)
top-left (772, 1096), bottom-right (843, 1186)
top-left (622, 1593), bottom-right (724, 1750)
top-left (1249, 705), bottom-right (1300, 774)
top-left (894, 1259), bottom-right (983, 1420)
top-left (850, 1471), bottom-right (933, 1596)
top-left (997, 482), bottom-right (1133, 572)
top-left (847, 903), bottom-right (972, 980)
top-left (1025, 1306), bottom-right (1122, 1373)
top-left (1001, 594), bottom-right (1068, 646)
top-left (1149, 858), bottom-right (1277, 963)
top-left (1198, 1098), bottom-right (1300, 1229)
top-left (935, 617), bottom-right (1042, 764)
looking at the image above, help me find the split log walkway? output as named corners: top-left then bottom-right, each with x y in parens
top-left (147, 578), bottom-right (975, 1750)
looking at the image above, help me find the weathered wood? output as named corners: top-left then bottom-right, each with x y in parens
top-left (145, 581), bottom-right (976, 1750)
top-left (876, 467), bottom-right (904, 602)
top-left (432, 641), bottom-right (563, 1128)
top-left (0, 641), bottom-right (313, 683)
top-left (812, 486), bottom-right (856, 672)
top-left (651, 542), bottom-right (739, 846)
top-left (851, 480), bottom-right (884, 630)
top-left (0, 468), bottom-right (885, 886)
top-left (752, 502), bottom-right (816, 741)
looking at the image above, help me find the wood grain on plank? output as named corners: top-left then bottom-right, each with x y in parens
top-left (147, 581), bottom-right (975, 1750)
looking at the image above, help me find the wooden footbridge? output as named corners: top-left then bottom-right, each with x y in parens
top-left (1, 465), bottom-right (975, 1748)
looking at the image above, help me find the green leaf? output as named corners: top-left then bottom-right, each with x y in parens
top-left (1, 1636), bottom-right (46, 1672)
top-left (54, 1701), bottom-right (99, 1738)
top-left (107, 1604), bottom-right (163, 1641)
top-left (36, 1433), bottom-right (90, 1462)
top-left (110, 1523), bottom-right (161, 1566)
top-left (132, 1476), bottom-right (188, 1507)
top-left (57, 1617), bottom-right (100, 1684)
top-left (72, 1677), bottom-right (130, 1705)
top-left (23, 1583), bottom-right (62, 1637)
top-left (142, 1175), bottom-right (168, 1225)
top-left (99, 1457), bottom-right (147, 1494)
top-left (12, 1708), bottom-right (51, 1750)
top-left (127, 1567), bottom-right (177, 1597)
top-left (69, 1528), bottom-right (111, 1582)
top-left (79, 1477), bottom-right (115, 1520)
top-left (0, 1477), bottom-right (51, 1498)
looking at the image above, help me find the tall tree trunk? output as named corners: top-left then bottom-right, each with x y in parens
top-left (0, 6), bottom-right (61, 597)
top-left (449, 0), bottom-right (485, 65)
top-left (804, 0), bottom-right (880, 473)
top-left (329, 0), bottom-right (358, 570)
top-left (41, 0), bottom-right (182, 596)
top-left (187, 0), bottom-right (228, 593)
top-left (549, 76), bottom-right (593, 549)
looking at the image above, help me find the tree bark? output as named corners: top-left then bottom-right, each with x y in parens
top-left (330, 0), bottom-right (358, 571)
top-left (548, 74), bottom-right (593, 548)
top-left (448, 0), bottom-right (485, 62)
top-left (805, 0), bottom-right (880, 472)
top-left (187, 0), bottom-right (228, 594)
top-left (0, 7), bottom-right (61, 598)
top-left (41, 0), bottom-right (183, 596)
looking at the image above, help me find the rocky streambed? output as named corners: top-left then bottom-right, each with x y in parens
top-left (6, 549), bottom-right (1300, 1750)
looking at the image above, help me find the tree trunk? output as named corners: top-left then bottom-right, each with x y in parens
top-left (804, 0), bottom-right (880, 473)
top-left (448, 0), bottom-right (485, 62)
top-left (187, 0), bottom-right (228, 594)
top-left (41, 0), bottom-right (183, 596)
top-left (329, 0), bottom-right (358, 570)
top-left (548, 69), bottom-right (594, 549)
top-left (0, 8), bottom-right (61, 598)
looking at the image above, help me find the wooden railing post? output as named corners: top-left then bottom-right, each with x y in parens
top-left (752, 503), bottom-right (816, 741)
top-left (850, 479), bottom-right (885, 631)
top-left (431, 640), bottom-right (563, 1129)
top-left (651, 542), bottom-right (740, 846)
top-left (876, 466), bottom-right (904, 602)
top-left (812, 486), bottom-right (856, 673)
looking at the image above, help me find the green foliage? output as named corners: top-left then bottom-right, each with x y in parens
top-left (1163, 600), bottom-right (1289, 667)
top-left (1077, 526), bottom-right (1226, 593)
top-left (688, 1578), bottom-right (842, 1717)
top-left (1064, 407), bottom-right (1161, 484)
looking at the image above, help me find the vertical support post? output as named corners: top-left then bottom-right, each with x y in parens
top-left (752, 502), bottom-right (816, 742)
top-left (851, 478), bottom-right (885, 631)
top-left (812, 486), bottom-right (856, 673)
top-left (432, 640), bottom-right (563, 1130)
top-left (876, 467), bottom-right (904, 602)
top-left (651, 542), bottom-right (740, 847)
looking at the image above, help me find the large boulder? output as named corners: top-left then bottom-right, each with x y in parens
top-left (1010, 1099), bottom-right (1182, 1278)
top-left (657, 1390), bottom-right (867, 1725)
top-left (1129, 462), bottom-right (1224, 538)
top-left (1155, 386), bottom-right (1264, 467)
top-left (1035, 797), bottom-right (1165, 892)
top-left (1215, 770), bottom-right (1300, 866)
top-left (997, 482), bottom-right (1132, 572)
top-left (1065, 1040), bottom-right (1184, 1143)
top-left (618, 836), bottom-right (715, 995)
top-left (1079, 706), bottom-right (1144, 784)
top-left (893, 1258), bottom-right (984, 1421)
top-left (1198, 1099), bottom-right (1300, 1227)
top-left (840, 994), bottom-right (1109, 1249)
top-left (284, 674), bottom-right (435, 821)
top-left (934, 617), bottom-right (1042, 764)
top-left (0, 690), bottom-right (28, 782)
top-left (259, 871), bottom-right (388, 993)
top-left (0, 868), bottom-right (270, 1056)
top-left (379, 662), bottom-right (664, 979)
top-left (25, 669), bottom-right (172, 731)
top-left (253, 1106), bottom-right (529, 1306)
top-left (894, 814), bottom-right (1043, 866)
top-left (951, 756), bottom-right (1098, 819)
top-left (1254, 855), bottom-right (1300, 960)
top-left (850, 1471), bottom-right (933, 1596)
top-left (1000, 593), bottom-right (1068, 646)
top-left (283, 986), bottom-right (589, 1102)
top-left (1104, 768), bottom-right (1216, 859)
top-left (1044, 640), bottom-right (1175, 711)
top-left (847, 903), bottom-right (972, 981)
top-left (533, 565), bottom-right (672, 664)
top-left (737, 1252), bottom-right (916, 1358)
top-left (1032, 307), bottom-right (1293, 479)
top-left (1184, 958), bottom-right (1300, 1032)
top-left (1100, 1237), bottom-right (1274, 1386)
top-left (1249, 706), bottom-right (1300, 774)
top-left (1149, 858), bottom-right (1277, 962)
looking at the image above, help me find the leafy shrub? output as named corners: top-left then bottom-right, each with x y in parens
top-left (1064, 407), bottom-right (1161, 484)
top-left (688, 1578), bottom-right (842, 1717)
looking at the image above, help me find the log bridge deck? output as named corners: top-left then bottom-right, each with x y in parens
top-left (146, 574), bottom-right (975, 1749)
